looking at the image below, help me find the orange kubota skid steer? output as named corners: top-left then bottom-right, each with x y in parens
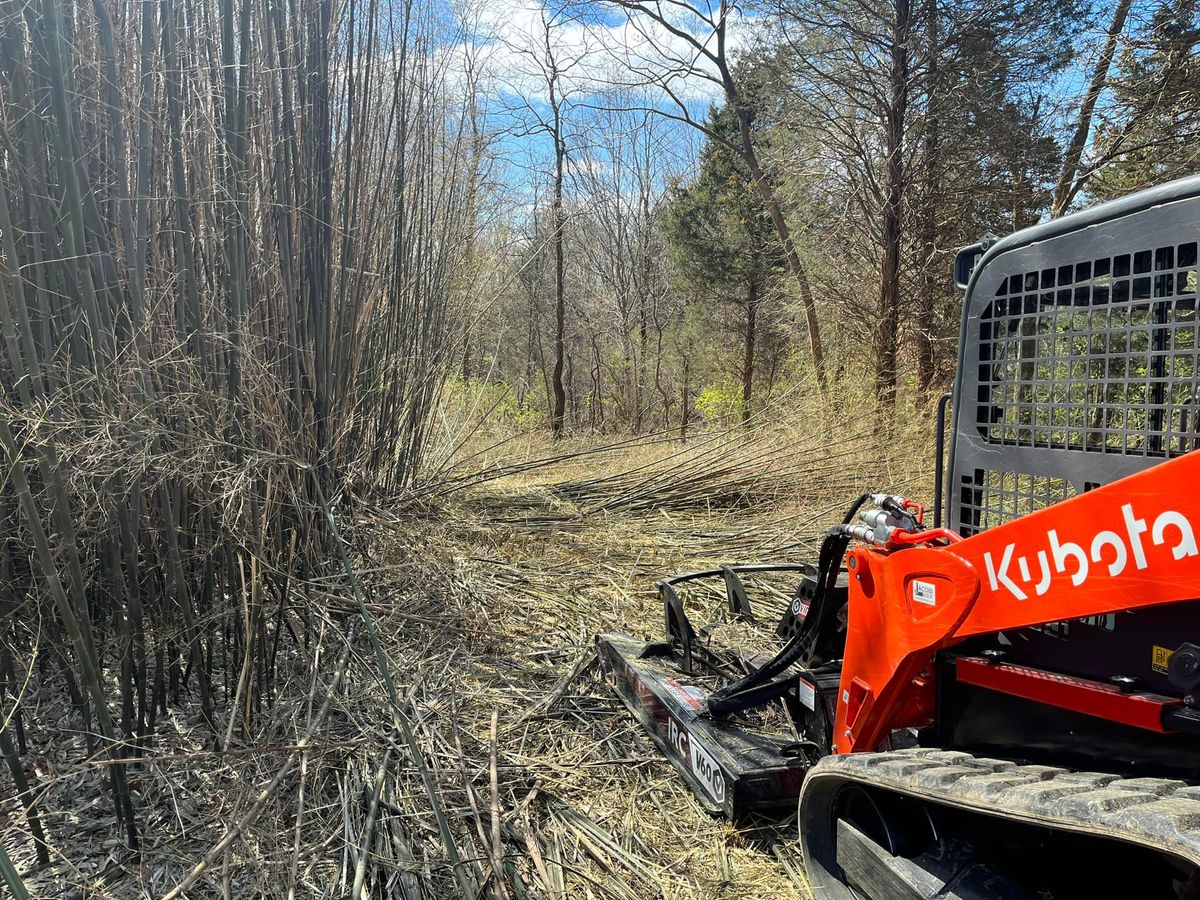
top-left (598, 175), bottom-right (1200, 899)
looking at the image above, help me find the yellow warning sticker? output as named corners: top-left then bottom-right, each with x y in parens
top-left (1152, 645), bottom-right (1175, 673)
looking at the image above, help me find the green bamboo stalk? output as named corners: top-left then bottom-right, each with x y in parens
top-left (0, 170), bottom-right (45, 404)
top-left (0, 638), bottom-right (27, 756)
top-left (0, 723), bottom-right (49, 866)
top-left (0, 0), bottom-right (482, 875)
top-left (90, 0), bottom-right (145, 326)
top-left (0, 417), bottom-right (138, 849)
top-left (117, 495), bottom-right (147, 747)
top-left (157, 483), bottom-right (214, 732)
top-left (0, 43), bottom-right (59, 375)
top-left (105, 532), bottom-right (133, 746)
top-left (161, 0), bottom-right (206, 356)
top-left (130, 0), bottom-right (154, 324)
top-left (0, 840), bottom-right (30, 900)
top-left (33, 0), bottom-right (112, 363)
top-left (218, 0), bottom-right (251, 419)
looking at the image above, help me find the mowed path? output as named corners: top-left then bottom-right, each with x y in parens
top-left (427, 425), bottom-right (927, 898)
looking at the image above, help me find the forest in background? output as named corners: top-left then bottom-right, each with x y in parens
top-left (0, 0), bottom-right (1196, 895)
top-left (460, 0), bottom-right (1200, 432)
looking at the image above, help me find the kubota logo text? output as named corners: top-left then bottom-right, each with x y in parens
top-left (983, 503), bottom-right (1198, 601)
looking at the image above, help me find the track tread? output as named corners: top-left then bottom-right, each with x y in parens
top-left (803, 747), bottom-right (1200, 867)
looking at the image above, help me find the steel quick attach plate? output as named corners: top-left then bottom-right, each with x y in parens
top-left (598, 632), bottom-right (811, 820)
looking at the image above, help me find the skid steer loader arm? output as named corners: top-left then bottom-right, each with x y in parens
top-left (835, 446), bottom-right (1200, 754)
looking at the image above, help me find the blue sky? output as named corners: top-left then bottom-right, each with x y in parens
top-left (445, 0), bottom-right (751, 213)
top-left (446, 0), bottom-right (1157, 222)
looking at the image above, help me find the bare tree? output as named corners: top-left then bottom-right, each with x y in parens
top-left (500, 7), bottom-right (595, 435)
top-left (1056, 0), bottom-right (1200, 206)
top-left (878, 0), bottom-right (912, 408)
top-left (598, 0), bottom-right (828, 391)
top-left (913, 0), bottom-right (940, 396)
top-left (550, 53), bottom-right (569, 436)
top-left (571, 98), bottom-right (682, 430)
top-left (765, 0), bottom-right (1078, 402)
top-left (763, 0), bottom-right (920, 406)
top-left (1051, 0), bottom-right (1134, 216)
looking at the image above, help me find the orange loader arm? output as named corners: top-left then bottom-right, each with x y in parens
top-left (834, 449), bottom-right (1200, 754)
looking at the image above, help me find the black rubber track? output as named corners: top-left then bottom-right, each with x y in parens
top-left (800, 747), bottom-right (1200, 898)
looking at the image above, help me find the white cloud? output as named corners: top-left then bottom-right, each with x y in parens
top-left (451, 0), bottom-right (759, 109)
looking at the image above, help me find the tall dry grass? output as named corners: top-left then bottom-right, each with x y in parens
top-left (0, 0), bottom-right (481, 881)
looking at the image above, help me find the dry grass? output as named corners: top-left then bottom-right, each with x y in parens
top-left (1, 400), bottom-right (936, 898)
top-left (388, 411), bottom-right (935, 899)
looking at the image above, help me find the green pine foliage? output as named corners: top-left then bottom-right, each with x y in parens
top-left (1091, 2), bottom-right (1200, 199)
top-left (662, 105), bottom-right (785, 294)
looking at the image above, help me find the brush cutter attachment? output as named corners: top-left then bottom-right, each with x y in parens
top-left (599, 491), bottom-right (942, 819)
top-left (598, 560), bottom-right (851, 820)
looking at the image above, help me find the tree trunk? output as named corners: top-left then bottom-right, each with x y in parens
top-left (724, 92), bottom-right (826, 392)
top-left (590, 332), bottom-right (603, 428)
top-left (914, 0), bottom-right (939, 397)
top-left (742, 280), bottom-right (758, 425)
top-left (551, 130), bottom-right (567, 437)
top-left (1051, 0), bottom-right (1133, 217)
top-left (636, 181), bottom-right (650, 431)
top-left (877, 0), bottom-right (911, 409)
top-left (522, 285), bottom-right (535, 409)
top-left (681, 355), bottom-right (690, 441)
top-left (566, 353), bottom-right (577, 426)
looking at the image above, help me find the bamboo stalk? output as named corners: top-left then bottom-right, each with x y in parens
top-left (0, 723), bottom-right (49, 866)
top-left (161, 622), bottom-right (359, 900)
top-left (0, 840), bottom-right (30, 900)
top-left (350, 745), bottom-right (392, 899)
top-left (0, 417), bottom-right (137, 848)
top-left (0, 0), bottom-right (483, 880)
top-left (315, 474), bottom-right (476, 899)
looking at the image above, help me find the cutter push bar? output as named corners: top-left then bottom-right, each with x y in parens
top-left (598, 563), bottom-right (845, 820)
top-left (599, 632), bottom-right (812, 819)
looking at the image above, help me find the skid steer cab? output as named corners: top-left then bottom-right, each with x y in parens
top-left (598, 175), bottom-right (1200, 900)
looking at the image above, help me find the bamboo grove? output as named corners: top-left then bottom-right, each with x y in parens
top-left (0, 0), bottom-right (480, 859)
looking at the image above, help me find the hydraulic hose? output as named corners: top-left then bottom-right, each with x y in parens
top-left (841, 493), bottom-right (870, 525)
top-left (707, 528), bottom-right (853, 716)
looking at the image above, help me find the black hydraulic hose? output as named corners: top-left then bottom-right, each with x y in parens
top-left (706, 490), bottom-right (882, 717)
top-left (708, 671), bottom-right (800, 712)
top-left (842, 493), bottom-right (870, 526)
top-left (805, 528), bottom-right (853, 661)
top-left (706, 659), bottom-right (847, 716)
top-left (707, 530), bottom-right (853, 716)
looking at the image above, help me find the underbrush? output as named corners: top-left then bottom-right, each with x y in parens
top-left (2, 386), bottom-right (937, 898)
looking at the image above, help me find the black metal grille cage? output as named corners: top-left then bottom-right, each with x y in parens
top-left (948, 178), bottom-right (1200, 536)
top-left (957, 471), bottom-right (1078, 535)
